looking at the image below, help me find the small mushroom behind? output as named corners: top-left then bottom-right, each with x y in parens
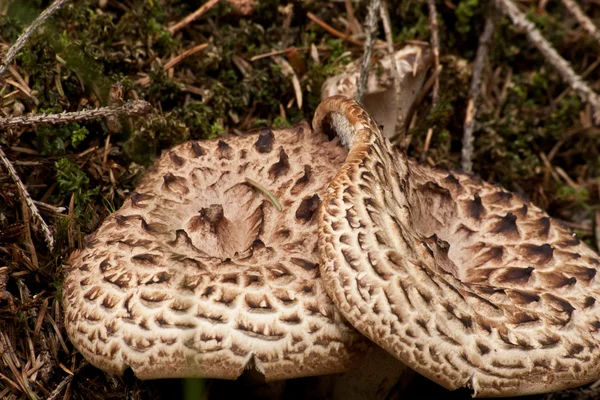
top-left (321, 46), bottom-right (433, 139)
top-left (315, 95), bottom-right (600, 397)
top-left (62, 122), bottom-right (370, 381)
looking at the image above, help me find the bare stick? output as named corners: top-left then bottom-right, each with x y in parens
top-left (168, 0), bottom-right (220, 35)
top-left (379, 0), bottom-right (406, 136)
top-left (356, 0), bottom-right (381, 103)
top-left (307, 12), bottom-right (364, 47)
top-left (461, 17), bottom-right (495, 174)
top-left (426, 0), bottom-right (440, 106)
top-left (163, 43), bottom-right (209, 70)
top-left (561, 0), bottom-right (600, 46)
top-left (0, 0), bottom-right (71, 76)
top-left (0, 145), bottom-right (54, 250)
top-left (0, 100), bottom-right (152, 129)
top-left (47, 374), bottom-right (73, 400)
top-left (495, 0), bottom-right (600, 123)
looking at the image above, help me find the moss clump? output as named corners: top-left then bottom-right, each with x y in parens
top-left (54, 158), bottom-right (98, 219)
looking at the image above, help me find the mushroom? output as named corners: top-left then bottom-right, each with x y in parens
top-left (315, 95), bottom-right (600, 397)
top-left (62, 122), bottom-right (370, 380)
top-left (321, 46), bottom-right (433, 139)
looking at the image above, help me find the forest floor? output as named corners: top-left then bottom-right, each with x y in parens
top-left (1, 0), bottom-right (600, 399)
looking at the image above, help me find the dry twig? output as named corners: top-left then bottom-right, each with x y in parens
top-left (307, 12), bottom-right (364, 47)
top-left (163, 43), bottom-right (209, 71)
top-left (168, 0), bottom-right (220, 35)
top-left (0, 0), bottom-right (71, 76)
top-left (561, 0), bottom-right (600, 47)
top-left (461, 17), bottom-right (495, 174)
top-left (356, 0), bottom-right (381, 103)
top-left (0, 100), bottom-right (152, 129)
top-left (0, 145), bottom-right (54, 250)
top-left (379, 0), bottom-right (406, 136)
top-left (426, 0), bottom-right (440, 106)
top-left (494, 0), bottom-right (600, 123)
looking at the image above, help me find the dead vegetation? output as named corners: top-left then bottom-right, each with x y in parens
top-left (0, 0), bottom-right (599, 399)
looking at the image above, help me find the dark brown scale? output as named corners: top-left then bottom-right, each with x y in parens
top-left (269, 148), bottom-right (291, 179)
top-left (492, 212), bottom-right (520, 239)
top-left (131, 253), bottom-right (158, 265)
top-left (140, 292), bottom-right (170, 303)
top-left (168, 151), bottom-right (184, 167)
top-left (216, 140), bottom-right (233, 159)
top-left (291, 166), bottom-right (312, 195)
top-left (221, 274), bottom-right (239, 285)
top-left (477, 343), bottom-right (490, 355)
top-left (486, 190), bottom-right (513, 205)
top-left (466, 194), bottom-right (484, 220)
top-left (476, 246), bottom-right (504, 266)
top-left (496, 266), bottom-right (534, 285)
top-left (254, 129), bottom-right (274, 153)
top-left (129, 192), bottom-right (153, 208)
top-left (146, 272), bottom-right (171, 284)
top-left (537, 217), bottom-right (551, 238)
top-left (290, 258), bottom-right (318, 271)
top-left (507, 290), bottom-right (540, 305)
top-left (296, 194), bottom-right (320, 222)
top-left (103, 272), bottom-right (132, 288)
top-left (521, 243), bottom-right (554, 264)
top-left (510, 311), bottom-right (540, 325)
top-left (191, 141), bottom-right (206, 157)
top-left (280, 314), bottom-right (302, 324)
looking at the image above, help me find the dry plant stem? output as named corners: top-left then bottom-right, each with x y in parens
top-left (379, 0), bottom-right (406, 136)
top-left (494, 0), bottom-right (600, 123)
top-left (0, 145), bottom-right (54, 251)
top-left (0, 100), bottom-right (151, 129)
top-left (356, 0), bottom-right (381, 103)
top-left (461, 17), bottom-right (495, 174)
top-left (0, 0), bottom-right (71, 76)
top-left (168, 0), bottom-right (220, 35)
top-left (307, 12), bottom-right (364, 47)
top-left (426, 0), bottom-right (440, 106)
top-left (561, 0), bottom-right (600, 46)
top-left (46, 374), bottom-right (73, 400)
top-left (163, 43), bottom-right (209, 70)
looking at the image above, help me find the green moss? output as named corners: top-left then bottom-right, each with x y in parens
top-left (455, 0), bottom-right (480, 35)
top-left (273, 116), bottom-right (291, 129)
top-left (556, 185), bottom-right (590, 205)
top-left (35, 122), bottom-right (90, 156)
top-left (55, 158), bottom-right (99, 218)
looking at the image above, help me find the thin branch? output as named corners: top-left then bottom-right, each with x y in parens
top-left (561, 0), bottom-right (600, 47)
top-left (0, 0), bottom-right (71, 76)
top-left (494, 0), bottom-right (600, 123)
top-left (0, 145), bottom-right (54, 250)
top-left (379, 0), bottom-right (406, 136)
top-left (356, 0), bottom-right (381, 103)
top-left (46, 374), bottom-right (73, 400)
top-left (0, 100), bottom-right (152, 130)
top-left (168, 0), bottom-right (220, 35)
top-left (426, 0), bottom-right (440, 106)
top-left (307, 12), bottom-right (364, 47)
top-left (462, 17), bottom-right (495, 174)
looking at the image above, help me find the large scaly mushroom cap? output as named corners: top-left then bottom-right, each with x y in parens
top-left (315, 95), bottom-right (600, 397)
top-left (63, 122), bottom-right (368, 380)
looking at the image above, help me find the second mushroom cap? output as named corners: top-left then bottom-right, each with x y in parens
top-left (315, 95), bottom-right (600, 397)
